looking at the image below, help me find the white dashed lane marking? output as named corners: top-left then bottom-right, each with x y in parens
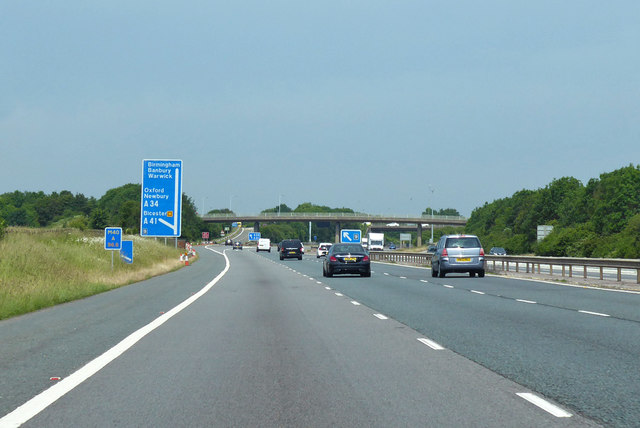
top-left (516, 393), bottom-right (572, 418)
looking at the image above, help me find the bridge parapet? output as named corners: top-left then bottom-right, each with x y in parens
top-left (202, 212), bottom-right (466, 224)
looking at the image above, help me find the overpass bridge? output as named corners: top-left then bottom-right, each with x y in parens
top-left (201, 213), bottom-right (467, 246)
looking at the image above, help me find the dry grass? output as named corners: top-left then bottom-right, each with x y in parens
top-left (0, 228), bottom-right (186, 320)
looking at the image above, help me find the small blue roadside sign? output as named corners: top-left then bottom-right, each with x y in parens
top-left (120, 240), bottom-right (133, 264)
top-left (104, 227), bottom-right (122, 250)
top-left (340, 229), bottom-right (361, 243)
top-left (140, 159), bottom-right (183, 237)
top-left (248, 232), bottom-right (261, 241)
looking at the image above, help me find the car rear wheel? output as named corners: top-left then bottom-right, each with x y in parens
top-left (431, 266), bottom-right (437, 277)
top-left (479, 270), bottom-right (485, 278)
top-left (469, 272), bottom-right (476, 277)
top-left (438, 268), bottom-right (446, 278)
top-left (361, 270), bottom-right (371, 277)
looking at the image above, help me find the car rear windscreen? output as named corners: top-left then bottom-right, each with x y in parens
top-left (445, 237), bottom-right (481, 248)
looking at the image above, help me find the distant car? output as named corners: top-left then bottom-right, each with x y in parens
top-left (257, 238), bottom-right (271, 252)
top-left (489, 247), bottom-right (507, 255)
top-left (316, 243), bottom-right (333, 258)
top-left (388, 243), bottom-right (397, 250)
top-left (225, 239), bottom-right (232, 246)
top-left (233, 241), bottom-right (243, 250)
top-left (323, 243), bottom-right (371, 277)
top-left (386, 222), bottom-right (399, 227)
top-left (431, 234), bottom-right (485, 278)
top-left (279, 239), bottom-right (303, 260)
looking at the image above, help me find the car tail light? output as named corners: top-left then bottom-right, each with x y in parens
top-left (442, 248), bottom-right (448, 257)
top-left (480, 248), bottom-right (485, 256)
top-left (363, 255), bottom-right (369, 262)
top-left (330, 256), bottom-right (337, 262)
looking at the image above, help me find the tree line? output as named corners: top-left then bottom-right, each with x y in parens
top-left (0, 184), bottom-right (220, 242)
top-left (465, 164), bottom-right (640, 258)
top-left (0, 186), bottom-right (363, 243)
top-left (2, 165), bottom-right (638, 257)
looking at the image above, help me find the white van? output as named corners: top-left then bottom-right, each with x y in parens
top-left (257, 238), bottom-right (271, 252)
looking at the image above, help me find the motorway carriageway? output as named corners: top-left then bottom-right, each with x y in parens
top-left (1, 245), bottom-right (638, 426)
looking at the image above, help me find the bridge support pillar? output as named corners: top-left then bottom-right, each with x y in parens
top-left (334, 222), bottom-right (341, 243)
top-left (254, 222), bottom-right (260, 232)
top-left (417, 223), bottom-right (422, 247)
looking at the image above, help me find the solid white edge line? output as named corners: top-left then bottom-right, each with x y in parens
top-left (417, 338), bottom-right (445, 350)
top-left (516, 393), bottom-right (572, 418)
top-left (0, 246), bottom-right (230, 428)
top-left (516, 299), bottom-right (537, 304)
top-left (374, 314), bottom-right (388, 320)
top-left (578, 310), bottom-right (610, 317)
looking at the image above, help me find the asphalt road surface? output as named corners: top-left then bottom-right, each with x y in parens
top-left (3, 245), bottom-right (632, 426)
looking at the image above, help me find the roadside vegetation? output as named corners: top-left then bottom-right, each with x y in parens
top-left (0, 228), bottom-right (184, 320)
top-left (465, 164), bottom-right (640, 257)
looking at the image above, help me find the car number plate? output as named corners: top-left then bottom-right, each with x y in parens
top-left (289, 251), bottom-right (296, 254)
top-left (457, 257), bottom-right (471, 262)
top-left (344, 257), bottom-right (356, 262)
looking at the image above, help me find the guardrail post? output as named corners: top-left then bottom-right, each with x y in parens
top-left (569, 265), bottom-right (573, 278)
top-left (600, 267), bottom-right (604, 280)
top-left (584, 266), bottom-right (587, 279)
top-left (515, 262), bottom-right (519, 273)
top-left (562, 265), bottom-right (565, 277)
top-left (637, 269), bottom-right (640, 284)
top-left (550, 264), bottom-right (553, 276)
top-left (617, 268), bottom-right (622, 282)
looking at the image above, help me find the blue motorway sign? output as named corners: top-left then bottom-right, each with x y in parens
top-left (340, 229), bottom-right (361, 243)
top-left (248, 232), bottom-right (261, 241)
top-left (120, 240), bottom-right (133, 264)
top-left (140, 159), bottom-right (183, 237)
top-left (104, 227), bottom-right (122, 250)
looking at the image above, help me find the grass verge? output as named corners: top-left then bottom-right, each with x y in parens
top-left (0, 228), bottom-right (186, 320)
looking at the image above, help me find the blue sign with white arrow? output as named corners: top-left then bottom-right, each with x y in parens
top-left (120, 240), bottom-right (133, 264)
top-left (340, 229), bottom-right (361, 243)
top-left (248, 232), bottom-right (261, 241)
top-left (140, 159), bottom-right (183, 237)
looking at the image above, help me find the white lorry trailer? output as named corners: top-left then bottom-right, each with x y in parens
top-left (367, 232), bottom-right (384, 251)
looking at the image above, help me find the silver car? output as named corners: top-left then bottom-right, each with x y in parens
top-left (431, 234), bottom-right (485, 278)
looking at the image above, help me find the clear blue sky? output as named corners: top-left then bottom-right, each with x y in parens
top-left (2, 1), bottom-right (638, 217)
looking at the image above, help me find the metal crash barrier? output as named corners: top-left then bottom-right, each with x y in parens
top-left (369, 251), bottom-right (640, 284)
